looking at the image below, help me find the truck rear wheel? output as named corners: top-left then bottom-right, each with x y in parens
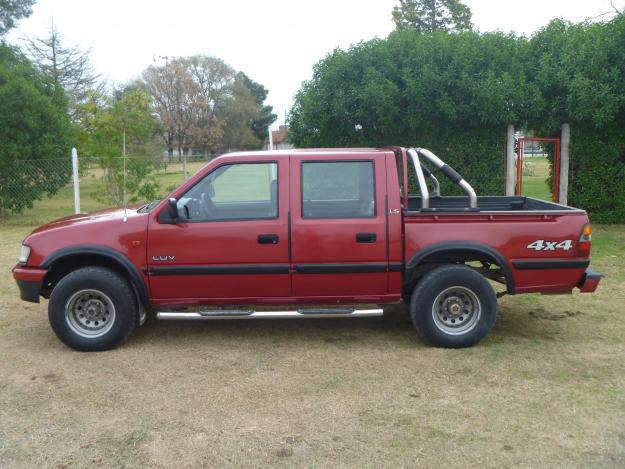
top-left (410, 265), bottom-right (497, 348)
top-left (48, 267), bottom-right (138, 351)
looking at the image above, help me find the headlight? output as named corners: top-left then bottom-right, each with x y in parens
top-left (19, 245), bottom-right (31, 264)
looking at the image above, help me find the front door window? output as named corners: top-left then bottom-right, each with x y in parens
top-left (177, 162), bottom-right (278, 221)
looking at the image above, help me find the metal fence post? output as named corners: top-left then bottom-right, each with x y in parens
top-left (559, 124), bottom-right (570, 206)
top-left (505, 125), bottom-right (516, 196)
top-left (72, 147), bottom-right (80, 214)
top-left (268, 126), bottom-right (273, 151)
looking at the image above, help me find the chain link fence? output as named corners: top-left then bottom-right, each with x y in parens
top-left (0, 153), bottom-right (211, 221)
top-left (0, 157), bottom-right (73, 216)
top-left (1, 148), bottom-right (525, 223)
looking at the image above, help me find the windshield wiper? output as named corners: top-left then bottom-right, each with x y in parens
top-left (137, 200), bottom-right (161, 213)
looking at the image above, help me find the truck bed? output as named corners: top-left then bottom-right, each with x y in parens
top-left (406, 196), bottom-right (580, 213)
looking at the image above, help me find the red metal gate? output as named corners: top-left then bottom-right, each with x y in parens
top-left (504, 137), bottom-right (561, 202)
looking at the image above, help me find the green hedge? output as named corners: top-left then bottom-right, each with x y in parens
top-left (528, 19), bottom-right (625, 222)
top-left (289, 30), bottom-right (536, 196)
top-left (290, 17), bottom-right (625, 222)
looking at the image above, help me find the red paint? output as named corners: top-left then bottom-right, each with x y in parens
top-left (148, 154), bottom-right (290, 299)
top-left (288, 151), bottom-right (388, 297)
top-left (13, 147), bottom-right (600, 308)
top-left (12, 265), bottom-right (47, 282)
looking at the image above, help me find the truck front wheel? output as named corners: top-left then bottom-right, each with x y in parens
top-left (410, 265), bottom-right (497, 348)
top-left (48, 267), bottom-right (138, 351)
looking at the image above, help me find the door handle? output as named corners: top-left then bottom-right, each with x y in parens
top-left (258, 234), bottom-right (279, 244)
top-left (356, 232), bottom-right (377, 243)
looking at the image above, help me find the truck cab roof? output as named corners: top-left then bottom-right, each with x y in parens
top-left (221, 148), bottom-right (390, 160)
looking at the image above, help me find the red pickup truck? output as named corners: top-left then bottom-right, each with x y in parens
top-left (13, 147), bottom-right (601, 351)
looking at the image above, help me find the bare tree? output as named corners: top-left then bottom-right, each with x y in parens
top-left (141, 59), bottom-right (206, 177)
top-left (182, 55), bottom-right (236, 114)
top-left (611, 1), bottom-right (623, 14)
top-left (0, 0), bottom-right (35, 36)
top-left (139, 54), bottom-right (267, 173)
top-left (24, 23), bottom-right (101, 118)
top-left (141, 56), bottom-right (233, 163)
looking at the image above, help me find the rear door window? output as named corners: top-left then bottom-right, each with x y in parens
top-left (301, 161), bottom-right (375, 219)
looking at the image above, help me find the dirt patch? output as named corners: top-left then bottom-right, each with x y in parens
top-left (1, 224), bottom-right (625, 467)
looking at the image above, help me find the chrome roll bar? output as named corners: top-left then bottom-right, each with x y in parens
top-left (407, 148), bottom-right (430, 209)
top-left (418, 162), bottom-right (441, 197)
top-left (408, 147), bottom-right (478, 209)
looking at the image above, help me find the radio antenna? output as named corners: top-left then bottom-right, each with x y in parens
top-left (123, 129), bottom-right (128, 222)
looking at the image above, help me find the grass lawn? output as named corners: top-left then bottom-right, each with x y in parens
top-left (520, 157), bottom-right (553, 201)
top-left (1, 181), bottom-right (625, 466)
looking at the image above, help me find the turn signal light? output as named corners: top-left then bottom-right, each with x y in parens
top-left (577, 224), bottom-right (592, 257)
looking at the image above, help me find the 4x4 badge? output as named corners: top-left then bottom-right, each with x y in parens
top-left (152, 255), bottom-right (176, 261)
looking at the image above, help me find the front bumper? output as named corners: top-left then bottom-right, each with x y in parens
top-left (578, 269), bottom-right (602, 293)
top-left (12, 265), bottom-right (47, 303)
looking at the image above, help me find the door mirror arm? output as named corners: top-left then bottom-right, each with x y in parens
top-left (167, 197), bottom-right (179, 223)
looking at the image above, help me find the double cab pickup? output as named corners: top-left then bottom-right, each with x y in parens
top-left (13, 147), bottom-right (601, 350)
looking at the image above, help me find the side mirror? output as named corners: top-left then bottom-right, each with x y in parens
top-left (167, 197), bottom-right (178, 221)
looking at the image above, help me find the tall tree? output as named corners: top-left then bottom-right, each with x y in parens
top-left (237, 72), bottom-right (277, 142)
top-left (0, 0), bottom-right (35, 35)
top-left (392, 0), bottom-right (473, 33)
top-left (180, 55), bottom-right (233, 157)
top-left (219, 75), bottom-right (262, 151)
top-left (141, 58), bottom-right (207, 176)
top-left (25, 23), bottom-right (101, 118)
top-left (139, 55), bottom-right (268, 168)
top-left (182, 55), bottom-right (236, 114)
top-left (0, 43), bottom-right (75, 214)
top-left (80, 87), bottom-right (159, 204)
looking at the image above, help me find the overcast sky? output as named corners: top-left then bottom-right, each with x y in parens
top-left (7, 0), bottom-right (622, 126)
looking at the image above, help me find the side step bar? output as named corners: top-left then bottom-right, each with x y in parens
top-left (156, 308), bottom-right (384, 320)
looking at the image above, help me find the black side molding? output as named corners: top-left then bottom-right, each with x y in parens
top-left (150, 264), bottom-right (290, 276)
top-left (153, 263), bottom-right (402, 276)
top-left (512, 259), bottom-right (590, 270)
top-left (294, 264), bottom-right (387, 274)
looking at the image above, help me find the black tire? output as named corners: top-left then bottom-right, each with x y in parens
top-left (409, 265), bottom-right (497, 348)
top-left (48, 267), bottom-right (138, 351)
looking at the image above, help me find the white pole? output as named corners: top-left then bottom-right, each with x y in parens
top-left (71, 147), bottom-right (80, 214)
top-left (505, 125), bottom-right (516, 196)
top-left (559, 123), bottom-right (570, 206)
top-left (268, 126), bottom-right (273, 151)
